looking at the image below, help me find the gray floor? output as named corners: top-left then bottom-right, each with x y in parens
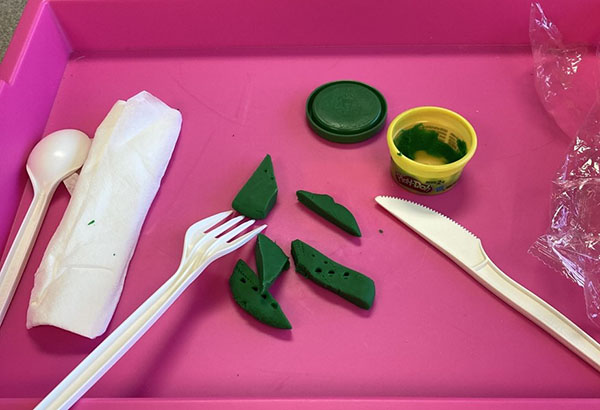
top-left (0, 0), bottom-right (27, 62)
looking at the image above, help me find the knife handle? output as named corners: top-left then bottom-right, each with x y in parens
top-left (470, 254), bottom-right (600, 372)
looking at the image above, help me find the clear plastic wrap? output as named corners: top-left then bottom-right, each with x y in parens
top-left (529, 3), bottom-right (600, 324)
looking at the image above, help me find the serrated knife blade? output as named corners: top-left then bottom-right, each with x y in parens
top-left (374, 195), bottom-right (486, 269)
top-left (375, 195), bottom-right (600, 373)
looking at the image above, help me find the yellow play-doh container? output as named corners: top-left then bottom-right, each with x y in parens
top-left (387, 106), bottom-right (477, 195)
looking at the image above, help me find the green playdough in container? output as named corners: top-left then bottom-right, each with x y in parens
top-left (394, 123), bottom-right (467, 165)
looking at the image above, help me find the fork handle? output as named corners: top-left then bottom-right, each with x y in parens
top-left (470, 254), bottom-right (600, 372)
top-left (35, 261), bottom-right (208, 410)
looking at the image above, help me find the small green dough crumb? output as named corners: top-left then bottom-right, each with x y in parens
top-left (393, 123), bottom-right (467, 164)
top-left (256, 234), bottom-right (290, 292)
top-left (291, 240), bottom-right (375, 309)
top-left (232, 154), bottom-right (278, 220)
top-left (296, 190), bottom-right (361, 237)
top-left (229, 260), bottom-right (291, 329)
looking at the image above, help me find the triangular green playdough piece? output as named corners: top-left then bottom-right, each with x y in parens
top-left (232, 154), bottom-right (278, 220)
top-left (291, 239), bottom-right (375, 309)
top-left (256, 234), bottom-right (290, 292)
top-left (229, 259), bottom-right (292, 329)
top-left (296, 190), bottom-right (361, 237)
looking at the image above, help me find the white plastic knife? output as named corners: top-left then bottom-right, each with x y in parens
top-left (375, 195), bottom-right (600, 373)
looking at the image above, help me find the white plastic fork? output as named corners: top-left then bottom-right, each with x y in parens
top-left (35, 210), bottom-right (266, 410)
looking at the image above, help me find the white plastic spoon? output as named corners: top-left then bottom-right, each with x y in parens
top-left (0, 129), bottom-right (91, 326)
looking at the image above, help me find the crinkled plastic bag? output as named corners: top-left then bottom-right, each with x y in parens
top-left (529, 3), bottom-right (600, 325)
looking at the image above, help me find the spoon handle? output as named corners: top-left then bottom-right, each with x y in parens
top-left (0, 187), bottom-right (52, 326)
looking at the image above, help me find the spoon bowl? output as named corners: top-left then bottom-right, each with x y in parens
top-left (26, 129), bottom-right (91, 191)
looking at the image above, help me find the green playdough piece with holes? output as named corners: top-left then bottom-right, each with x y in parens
top-left (232, 154), bottom-right (277, 219)
top-left (296, 190), bottom-right (361, 237)
top-left (229, 259), bottom-right (292, 329)
top-left (291, 239), bottom-right (375, 309)
top-left (256, 234), bottom-right (290, 292)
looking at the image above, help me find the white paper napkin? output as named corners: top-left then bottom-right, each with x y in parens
top-left (27, 91), bottom-right (182, 338)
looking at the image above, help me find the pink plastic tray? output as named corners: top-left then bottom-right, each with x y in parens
top-left (3, 0), bottom-right (600, 408)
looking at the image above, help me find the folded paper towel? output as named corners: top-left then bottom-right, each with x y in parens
top-left (27, 91), bottom-right (182, 338)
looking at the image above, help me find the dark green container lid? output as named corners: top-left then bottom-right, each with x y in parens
top-left (306, 80), bottom-right (387, 143)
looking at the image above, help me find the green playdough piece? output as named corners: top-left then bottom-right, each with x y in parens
top-left (256, 234), bottom-right (290, 292)
top-left (291, 240), bottom-right (375, 310)
top-left (393, 123), bottom-right (467, 164)
top-left (296, 190), bottom-right (361, 237)
top-left (229, 260), bottom-right (292, 329)
top-left (232, 154), bottom-right (278, 219)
